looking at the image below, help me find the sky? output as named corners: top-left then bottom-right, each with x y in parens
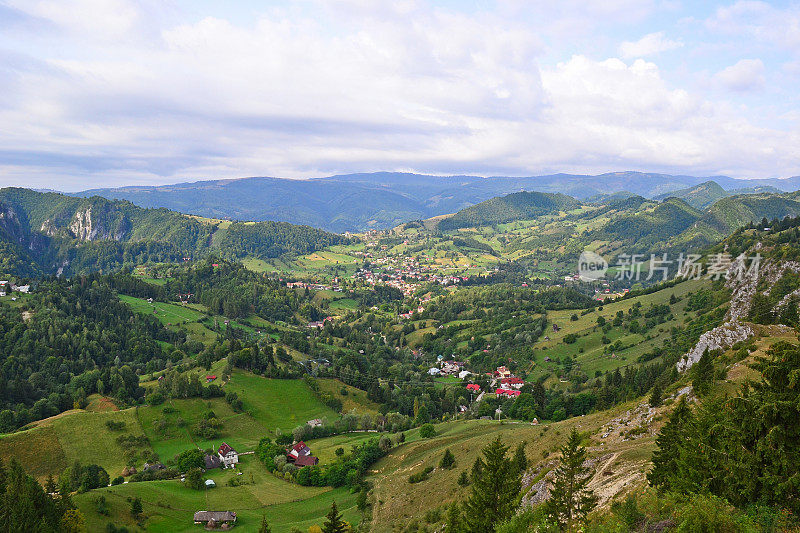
top-left (1, 0), bottom-right (800, 191)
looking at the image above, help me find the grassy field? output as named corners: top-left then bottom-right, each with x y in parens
top-left (225, 371), bottom-right (339, 433)
top-left (119, 295), bottom-right (206, 325)
top-left (315, 378), bottom-right (381, 415)
top-left (75, 455), bottom-right (360, 532)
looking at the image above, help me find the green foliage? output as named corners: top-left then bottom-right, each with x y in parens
top-left (321, 500), bottom-right (347, 533)
top-left (408, 466), bottom-right (434, 484)
top-left (175, 448), bottom-right (205, 472)
top-left (439, 449), bottom-right (456, 470)
top-left (544, 429), bottom-right (597, 529)
top-left (438, 192), bottom-right (580, 231)
top-left (130, 496), bottom-right (142, 518)
top-left (649, 342), bottom-right (800, 514)
top-left (0, 458), bottom-right (76, 531)
top-left (649, 383), bottom-right (663, 408)
top-left (419, 423), bottom-right (436, 439)
top-left (185, 467), bottom-right (205, 490)
top-left (462, 436), bottom-right (522, 533)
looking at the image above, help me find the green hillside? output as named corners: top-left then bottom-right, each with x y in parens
top-left (437, 191), bottom-right (581, 230)
top-left (653, 180), bottom-right (728, 209)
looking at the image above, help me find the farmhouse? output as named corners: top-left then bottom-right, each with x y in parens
top-left (217, 443), bottom-right (238, 468)
top-left (307, 418), bottom-right (323, 428)
top-left (204, 454), bottom-right (222, 470)
top-left (288, 441), bottom-right (312, 461)
top-left (193, 510), bottom-right (236, 528)
top-left (294, 455), bottom-right (319, 467)
top-left (500, 377), bottom-right (524, 389)
top-left (495, 388), bottom-right (521, 398)
top-left (466, 384), bottom-right (480, 392)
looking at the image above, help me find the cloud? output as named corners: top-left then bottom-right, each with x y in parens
top-left (619, 31), bottom-right (683, 58)
top-left (715, 59), bottom-right (765, 91)
top-left (706, 1), bottom-right (800, 51)
top-left (0, 0), bottom-right (798, 189)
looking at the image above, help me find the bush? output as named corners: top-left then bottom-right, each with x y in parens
top-left (439, 449), bottom-right (456, 469)
top-left (145, 392), bottom-right (165, 406)
top-left (105, 420), bottom-right (126, 431)
top-left (111, 476), bottom-right (124, 486)
top-left (409, 466), bottom-right (434, 484)
top-left (419, 423), bottom-right (436, 439)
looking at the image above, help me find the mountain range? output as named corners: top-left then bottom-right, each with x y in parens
top-left (76, 172), bottom-right (800, 232)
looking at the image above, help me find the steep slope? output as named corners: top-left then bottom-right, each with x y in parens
top-left (0, 188), bottom-right (350, 277)
top-left (437, 191), bottom-right (581, 230)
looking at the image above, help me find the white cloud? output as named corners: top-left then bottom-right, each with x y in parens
top-left (715, 59), bottom-right (765, 91)
top-left (619, 31), bottom-right (683, 58)
top-left (0, 0), bottom-right (799, 189)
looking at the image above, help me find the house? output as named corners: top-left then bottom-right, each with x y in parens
top-left (495, 388), bottom-right (521, 398)
top-left (142, 462), bottom-right (166, 472)
top-left (16, 285), bottom-right (29, 294)
top-left (204, 454), bottom-right (222, 470)
top-left (205, 479), bottom-right (216, 488)
top-left (206, 375), bottom-right (217, 383)
top-left (0, 281), bottom-right (7, 297)
top-left (466, 384), bottom-right (480, 392)
top-left (500, 377), bottom-right (525, 390)
top-left (217, 442), bottom-right (238, 468)
top-left (427, 367), bottom-right (441, 376)
top-left (193, 511), bottom-right (236, 526)
top-left (294, 455), bottom-right (319, 467)
top-left (494, 366), bottom-right (512, 379)
top-left (458, 370), bottom-right (472, 380)
top-left (307, 418), bottom-right (323, 428)
top-left (288, 441), bottom-right (312, 461)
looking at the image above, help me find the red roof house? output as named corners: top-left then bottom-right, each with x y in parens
top-left (495, 388), bottom-right (521, 398)
top-left (466, 384), bottom-right (480, 392)
top-left (294, 455), bottom-right (319, 467)
top-left (288, 441), bottom-right (312, 461)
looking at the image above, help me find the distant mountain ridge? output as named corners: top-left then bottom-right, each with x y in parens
top-left (76, 171), bottom-right (800, 232)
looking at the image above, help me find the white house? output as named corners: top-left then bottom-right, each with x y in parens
top-left (458, 370), bottom-right (471, 380)
top-left (0, 281), bottom-right (7, 297)
top-left (217, 442), bottom-right (238, 468)
top-left (428, 367), bottom-right (441, 376)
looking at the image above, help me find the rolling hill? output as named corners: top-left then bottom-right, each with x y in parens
top-left (76, 172), bottom-right (800, 232)
top-left (436, 191), bottom-right (581, 230)
top-left (0, 188), bottom-right (350, 277)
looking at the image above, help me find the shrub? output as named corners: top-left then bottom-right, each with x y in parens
top-left (419, 423), bottom-right (436, 439)
top-left (409, 466), bottom-right (434, 484)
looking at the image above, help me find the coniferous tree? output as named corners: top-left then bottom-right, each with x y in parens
top-left (321, 501), bottom-right (347, 533)
top-left (444, 501), bottom-right (463, 533)
top-left (545, 429), bottom-right (597, 530)
top-left (512, 441), bottom-right (528, 476)
top-left (649, 383), bottom-right (663, 408)
top-left (647, 395), bottom-right (692, 491)
top-left (462, 436), bottom-right (522, 533)
top-left (440, 449), bottom-right (456, 470)
top-left (692, 348), bottom-right (714, 396)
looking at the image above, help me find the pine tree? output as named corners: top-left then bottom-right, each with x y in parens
top-left (512, 441), bottom-right (528, 476)
top-left (457, 470), bottom-right (470, 486)
top-left (647, 395), bottom-right (692, 491)
top-left (779, 298), bottom-right (798, 327)
top-left (258, 514), bottom-right (272, 533)
top-left (439, 448), bottom-right (456, 469)
top-left (444, 501), bottom-right (463, 533)
top-left (649, 383), bottom-right (662, 408)
top-left (545, 429), bottom-right (597, 530)
top-left (692, 347), bottom-right (714, 396)
top-left (322, 501), bottom-right (347, 533)
top-left (462, 436), bottom-right (522, 533)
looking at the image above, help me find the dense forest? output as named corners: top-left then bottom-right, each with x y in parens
top-left (437, 191), bottom-right (581, 230)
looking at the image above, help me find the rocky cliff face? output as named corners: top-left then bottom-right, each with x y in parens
top-left (0, 203), bottom-right (27, 244)
top-left (42, 205), bottom-right (130, 242)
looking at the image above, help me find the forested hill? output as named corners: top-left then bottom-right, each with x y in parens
top-left (437, 191), bottom-right (581, 230)
top-left (0, 188), bottom-right (350, 277)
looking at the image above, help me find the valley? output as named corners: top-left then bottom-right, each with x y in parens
top-left (0, 181), bottom-right (799, 531)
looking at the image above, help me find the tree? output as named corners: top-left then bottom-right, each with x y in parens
top-left (419, 423), bottom-right (436, 438)
top-left (321, 501), bottom-right (347, 533)
top-left (647, 395), bottom-right (692, 491)
top-left (439, 448), bottom-right (456, 469)
top-left (692, 348), bottom-right (714, 396)
top-left (649, 383), bottom-right (663, 408)
top-left (258, 514), bottom-right (272, 533)
top-left (130, 497), bottom-right (143, 519)
top-left (61, 509), bottom-right (85, 533)
top-left (444, 501), bottom-right (463, 533)
top-left (545, 429), bottom-right (597, 530)
top-left (185, 467), bottom-right (205, 490)
top-left (457, 470), bottom-right (470, 486)
top-left (512, 441), bottom-right (527, 476)
top-left (176, 448), bottom-right (205, 472)
top-left (462, 436), bottom-right (522, 533)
